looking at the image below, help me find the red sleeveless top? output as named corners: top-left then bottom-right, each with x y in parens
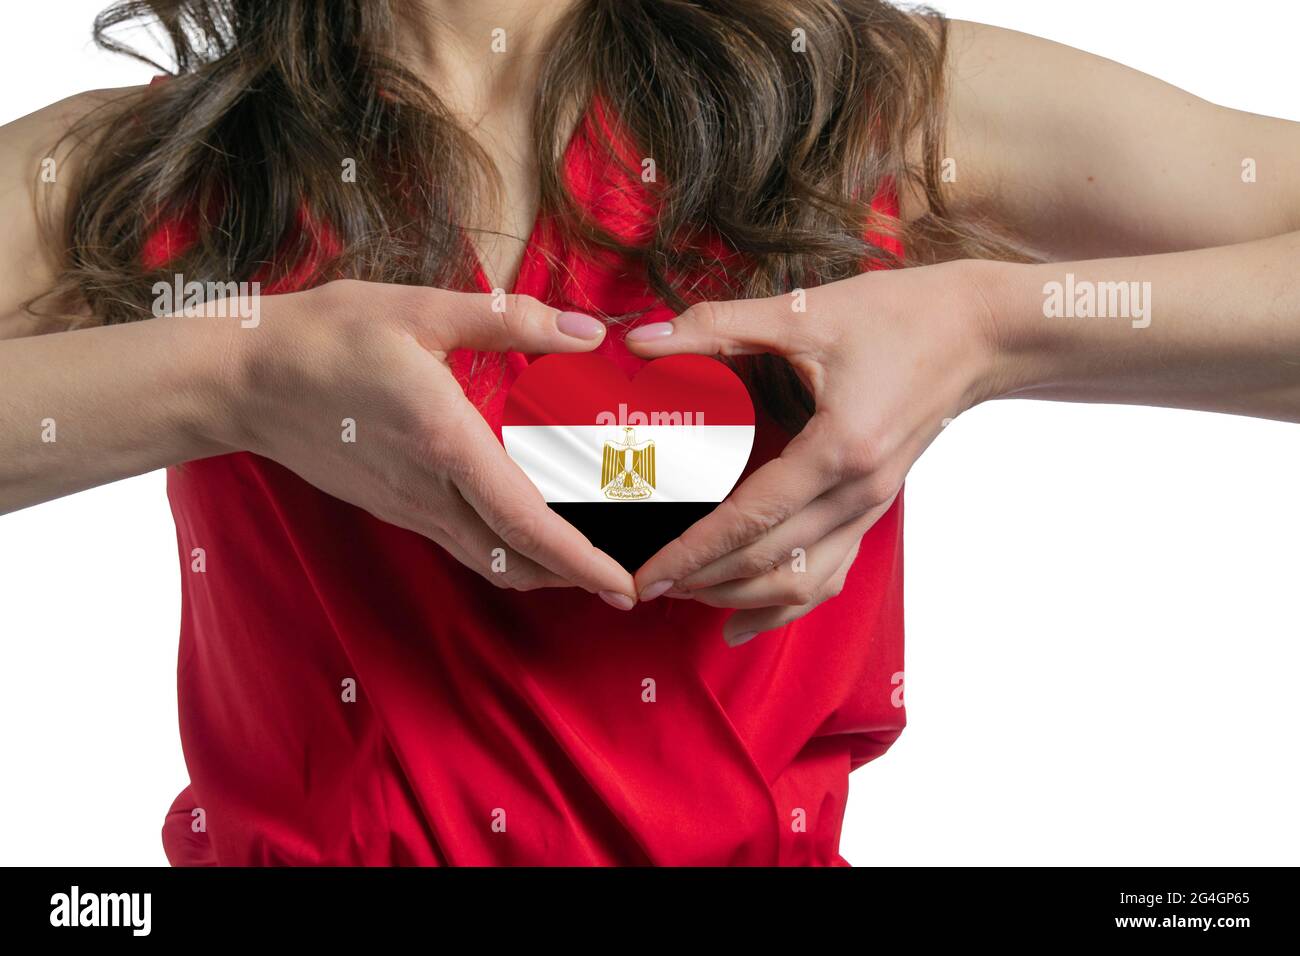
top-left (152, 96), bottom-right (906, 866)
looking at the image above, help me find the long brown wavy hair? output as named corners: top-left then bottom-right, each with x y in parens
top-left (39, 0), bottom-right (1022, 430)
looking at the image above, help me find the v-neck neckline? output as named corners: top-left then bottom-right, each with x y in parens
top-left (468, 105), bottom-right (589, 298)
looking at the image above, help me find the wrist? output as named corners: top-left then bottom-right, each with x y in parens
top-left (957, 257), bottom-right (1055, 401)
top-left (168, 302), bottom-right (268, 458)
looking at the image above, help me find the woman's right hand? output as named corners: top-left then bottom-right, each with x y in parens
top-left (217, 279), bottom-right (637, 607)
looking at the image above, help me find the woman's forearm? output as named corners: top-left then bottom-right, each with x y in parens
top-left (0, 315), bottom-right (238, 513)
top-left (0, 281), bottom-right (638, 597)
top-left (977, 232), bottom-right (1300, 422)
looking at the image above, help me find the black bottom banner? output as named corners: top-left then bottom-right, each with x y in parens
top-left (3, 866), bottom-right (1291, 944)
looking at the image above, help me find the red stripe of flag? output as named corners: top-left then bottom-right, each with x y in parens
top-left (503, 354), bottom-right (755, 428)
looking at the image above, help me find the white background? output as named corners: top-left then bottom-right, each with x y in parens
top-left (1, 1), bottom-right (1297, 866)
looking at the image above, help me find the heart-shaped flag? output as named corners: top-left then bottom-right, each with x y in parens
top-left (502, 353), bottom-right (756, 571)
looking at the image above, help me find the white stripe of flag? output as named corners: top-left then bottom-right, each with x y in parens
top-left (502, 424), bottom-right (754, 504)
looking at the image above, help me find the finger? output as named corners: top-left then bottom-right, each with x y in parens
top-left (407, 288), bottom-right (608, 354)
top-left (720, 537), bottom-right (860, 648)
top-left (724, 603), bottom-right (814, 646)
top-left (434, 489), bottom-right (571, 591)
top-left (633, 415), bottom-right (838, 598)
top-left (686, 516), bottom-right (862, 613)
top-left (679, 486), bottom-right (896, 591)
top-left (623, 295), bottom-right (802, 358)
top-left (449, 406), bottom-right (637, 606)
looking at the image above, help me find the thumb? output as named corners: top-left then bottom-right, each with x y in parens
top-left (428, 291), bottom-right (607, 354)
top-left (623, 296), bottom-right (794, 358)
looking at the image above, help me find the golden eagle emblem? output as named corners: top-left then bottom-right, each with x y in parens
top-left (601, 426), bottom-right (656, 500)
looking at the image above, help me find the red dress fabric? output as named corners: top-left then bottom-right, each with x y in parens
top-left (155, 97), bottom-right (907, 866)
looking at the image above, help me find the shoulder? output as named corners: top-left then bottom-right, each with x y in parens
top-left (0, 86), bottom-right (150, 335)
top-left (0, 85), bottom-right (147, 165)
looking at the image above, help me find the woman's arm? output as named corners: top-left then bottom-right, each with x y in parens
top-left (937, 19), bottom-right (1300, 417)
top-left (0, 89), bottom-right (230, 508)
top-left (628, 21), bottom-right (1300, 636)
top-left (0, 94), bottom-right (636, 605)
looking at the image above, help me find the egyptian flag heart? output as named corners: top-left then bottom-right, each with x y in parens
top-left (502, 353), bottom-right (756, 571)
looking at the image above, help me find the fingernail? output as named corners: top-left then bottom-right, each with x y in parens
top-left (557, 311), bottom-right (606, 339)
top-left (665, 589), bottom-right (695, 600)
top-left (626, 321), bottom-right (675, 342)
top-left (639, 579), bottom-right (675, 601)
top-left (725, 630), bottom-right (759, 648)
top-left (599, 590), bottom-right (635, 611)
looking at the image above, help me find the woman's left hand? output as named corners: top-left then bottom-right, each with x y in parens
top-left (624, 259), bottom-right (1010, 645)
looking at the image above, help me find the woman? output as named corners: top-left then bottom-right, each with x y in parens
top-left (1, 0), bottom-right (1297, 865)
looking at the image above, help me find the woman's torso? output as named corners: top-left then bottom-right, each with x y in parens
top-left (158, 99), bottom-right (906, 866)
